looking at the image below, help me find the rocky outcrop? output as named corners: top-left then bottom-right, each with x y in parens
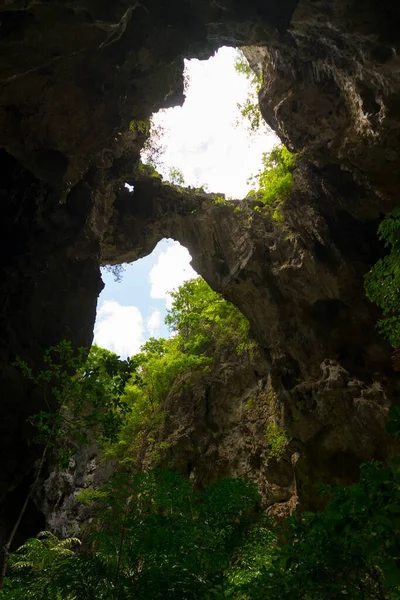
top-left (33, 445), bottom-right (116, 539)
top-left (257, 1), bottom-right (400, 202)
top-left (1, 0), bottom-right (400, 538)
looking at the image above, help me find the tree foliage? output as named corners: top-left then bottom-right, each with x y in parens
top-left (166, 166), bottom-right (185, 186)
top-left (2, 471), bottom-right (260, 600)
top-left (104, 277), bottom-right (256, 462)
top-left (234, 50), bottom-right (264, 134)
top-left (165, 277), bottom-right (254, 356)
top-left (4, 457), bottom-right (400, 600)
top-left (247, 145), bottom-right (295, 207)
top-left (365, 208), bottom-right (400, 348)
top-left (15, 341), bottom-right (136, 466)
top-left (0, 343), bottom-right (136, 591)
top-left (265, 459), bottom-right (400, 600)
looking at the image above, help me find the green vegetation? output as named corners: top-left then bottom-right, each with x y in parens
top-left (0, 343), bottom-right (135, 589)
top-left (247, 145), bottom-right (295, 207)
top-left (234, 50), bottom-right (263, 133)
top-left (129, 119), bottom-right (150, 136)
top-left (166, 166), bottom-right (185, 186)
top-left (15, 342), bottom-right (135, 465)
top-left (3, 275), bottom-right (400, 599)
top-left (211, 194), bottom-right (229, 205)
top-left (2, 471), bottom-right (260, 599)
top-left (265, 422), bottom-right (292, 461)
top-left (4, 532), bottom-right (80, 599)
top-left (134, 158), bottom-right (163, 180)
top-left (4, 457), bottom-right (400, 599)
top-left (105, 277), bottom-right (256, 461)
top-left (234, 51), bottom-right (295, 212)
top-left (365, 208), bottom-right (400, 348)
top-left (165, 277), bottom-right (254, 357)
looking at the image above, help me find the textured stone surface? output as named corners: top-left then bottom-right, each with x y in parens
top-left (34, 445), bottom-right (116, 538)
top-left (257, 0), bottom-right (400, 201)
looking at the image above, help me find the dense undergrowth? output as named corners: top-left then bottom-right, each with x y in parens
top-left (2, 270), bottom-right (400, 598)
top-left (3, 459), bottom-right (400, 599)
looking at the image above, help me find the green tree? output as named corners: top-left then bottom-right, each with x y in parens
top-left (270, 460), bottom-right (400, 600)
top-left (165, 277), bottom-right (254, 356)
top-left (0, 342), bottom-right (135, 589)
top-left (104, 335), bottom-right (211, 462)
top-left (104, 278), bottom-right (256, 463)
top-left (166, 166), bottom-right (185, 186)
top-left (365, 208), bottom-right (400, 348)
top-left (247, 145), bottom-right (295, 207)
top-left (234, 50), bottom-right (264, 133)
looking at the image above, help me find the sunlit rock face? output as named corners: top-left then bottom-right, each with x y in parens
top-left (1, 0), bottom-right (400, 535)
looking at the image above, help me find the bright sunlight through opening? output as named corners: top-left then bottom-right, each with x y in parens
top-left (95, 46), bottom-right (278, 357)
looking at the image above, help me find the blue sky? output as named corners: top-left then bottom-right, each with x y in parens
top-left (94, 47), bottom-right (277, 358)
top-left (94, 239), bottom-right (196, 356)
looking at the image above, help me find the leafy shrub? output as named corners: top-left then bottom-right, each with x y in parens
top-left (1, 531), bottom-right (80, 599)
top-left (264, 459), bottom-right (400, 600)
top-left (2, 471), bottom-right (260, 600)
top-left (0, 343), bottom-right (136, 590)
top-left (247, 145), bottom-right (295, 206)
top-left (6, 459), bottom-right (400, 600)
top-left (15, 342), bottom-right (136, 460)
top-left (365, 208), bottom-right (400, 348)
top-left (166, 166), bottom-right (185, 186)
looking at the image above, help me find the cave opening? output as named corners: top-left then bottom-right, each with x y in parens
top-left (96, 239), bottom-right (197, 357)
top-left (98, 46), bottom-right (278, 357)
top-left (142, 45), bottom-right (278, 196)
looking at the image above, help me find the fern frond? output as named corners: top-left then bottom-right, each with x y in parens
top-left (57, 537), bottom-right (81, 549)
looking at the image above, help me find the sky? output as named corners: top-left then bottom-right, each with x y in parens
top-left (94, 46), bottom-right (277, 358)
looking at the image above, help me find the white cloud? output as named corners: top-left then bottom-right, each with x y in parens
top-left (149, 46), bottom-right (279, 198)
top-left (94, 300), bottom-right (144, 358)
top-left (149, 241), bottom-right (197, 307)
top-left (147, 309), bottom-right (161, 337)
